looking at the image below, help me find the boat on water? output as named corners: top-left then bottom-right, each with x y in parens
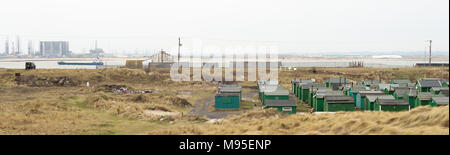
top-left (58, 57), bottom-right (104, 66)
top-left (57, 61), bottom-right (104, 66)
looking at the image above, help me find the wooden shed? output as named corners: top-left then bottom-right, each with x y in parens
top-left (374, 99), bottom-right (410, 111)
top-left (262, 85), bottom-right (290, 106)
top-left (264, 100), bottom-right (297, 114)
top-left (258, 84), bottom-right (278, 102)
top-left (215, 93), bottom-right (240, 110)
top-left (416, 79), bottom-right (442, 92)
top-left (326, 78), bottom-right (350, 90)
top-left (430, 87), bottom-right (449, 95)
top-left (291, 80), bottom-right (299, 94)
top-left (356, 91), bottom-right (385, 110)
top-left (349, 86), bottom-right (369, 105)
top-left (430, 97), bottom-right (449, 107)
top-left (301, 83), bottom-right (326, 104)
top-left (308, 87), bottom-right (330, 108)
top-left (219, 85), bottom-right (242, 100)
top-left (393, 87), bottom-right (413, 100)
top-left (314, 90), bottom-right (344, 112)
top-left (295, 80), bottom-right (314, 99)
top-left (324, 96), bottom-right (355, 112)
top-left (365, 95), bottom-right (395, 111)
top-left (415, 92), bottom-right (434, 107)
top-left (402, 89), bottom-right (419, 109)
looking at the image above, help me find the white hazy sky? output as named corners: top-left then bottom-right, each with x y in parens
top-left (0, 0), bottom-right (448, 54)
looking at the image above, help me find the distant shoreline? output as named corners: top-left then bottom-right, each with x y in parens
top-left (0, 56), bottom-right (447, 62)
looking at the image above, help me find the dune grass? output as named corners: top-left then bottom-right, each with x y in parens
top-left (0, 67), bottom-right (448, 135)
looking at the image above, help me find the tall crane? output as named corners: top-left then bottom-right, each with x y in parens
top-left (427, 40), bottom-right (432, 65)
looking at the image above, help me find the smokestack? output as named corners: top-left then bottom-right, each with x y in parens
top-left (16, 36), bottom-right (20, 55)
top-left (4, 38), bottom-right (9, 55)
top-left (28, 40), bottom-right (33, 56)
top-left (428, 40), bottom-right (432, 65)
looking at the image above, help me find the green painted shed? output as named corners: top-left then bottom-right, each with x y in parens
top-left (264, 100), bottom-right (298, 114)
top-left (374, 99), bottom-right (410, 112)
top-left (215, 93), bottom-right (241, 110)
top-left (219, 85), bottom-right (242, 100)
top-left (301, 83), bottom-right (326, 105)
top-left (393, 87), bottom-right (412, 100)
top-left (415, 92), bottom-right (434, 107)
top-left (356, 91), bottom-right (385, 110)
top-left (291, 80), bottom-right (299, 95)
top-left (314, 90), bottom-right (344, 112)
top-left (430, 87), bottom-right (449, 95)
top-left (326, 78), bottom-right (350, 90)
top-left (324, 96), bottom-right (355, 112)
top-left (262, 85), bottom-right (290, 106)
top-left (308, 87), bottom-right (329, 109)
top-left (349, 86), bottom-right (369, 105)
top-left (402, 89), bottom-right (419, 109)
top-left (430, 96), bottom-right (449, 107)
top-left (295, 80), bottom-right (314, 99)
top-left (416, 80), bottom-right (442, 92)
top-left (365, 95), bottom-right (395, 111)
top-left (259, 84), bottom-right (279, 102)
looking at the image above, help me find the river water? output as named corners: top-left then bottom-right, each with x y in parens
top-left (0, 59), bottom-right (447, 69)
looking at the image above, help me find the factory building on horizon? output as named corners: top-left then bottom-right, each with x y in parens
top-left (39, 41), bottom-right (71, 58)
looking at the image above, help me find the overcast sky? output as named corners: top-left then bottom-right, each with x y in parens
top-left (0, 0), bottom-right (448, 55)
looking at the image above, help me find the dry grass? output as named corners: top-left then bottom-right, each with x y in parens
top-left (148, 106), bottom-right (449, 135)
top-left (0, 67), bottom-right (448, 135)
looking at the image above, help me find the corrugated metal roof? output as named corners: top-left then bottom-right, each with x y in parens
top-left (366, 95), bottom-right (395, 102)
top-left (418, 80), bottom-right (442, 88)
top-left (324, 96), bottom-right (354, 104)
top-left (417, 92), bottom-right (433, 100)
top-left (328, 78), bottom-right (349, 84)
top-left (219, 85), bottom-right (242, 93)
top-left (351, 86), bottom-right (370, 93)
top-left (264, 86), bottom-right (289, 96)
top-left (259, 85), bottom-right (278, 92)
top-left (316, 91), bottom-right (344, 98)
top-left (432, 97), bottom-right (449, 105)
top-left (431, 87), bottom-right (449, 91)
top-left (378, 99), bottom-right (409, 106)
top-left (398, 83), bottom-right (415, 88)
top-left (216, 93), bottom-right (240, 97)
top-left (265, 100), bottom-right (297, 107)
top-left (358, 91), bottom-right (385, 97)
top-left (301, 83), bottom-right (326, 89)
top-left (406, 89), bottom-right (419, 97)
top-left (390, 79), bottom-right (411, 84)
top-left (313, 88), bottom-right (333, 93)
top-left (364, 80), bottom-right (381, 85)
top-left (394, 88), bottom-right (414, 97)
top-left (378, 84), bottom-right (400, 91)
top-left (441, 90), bottom-right (449, 97)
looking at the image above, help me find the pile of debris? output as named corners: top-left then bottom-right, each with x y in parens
top-left (15, 74), bottom-right (79, 87)
top-left (102, 85), bottom-right (152, 95)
